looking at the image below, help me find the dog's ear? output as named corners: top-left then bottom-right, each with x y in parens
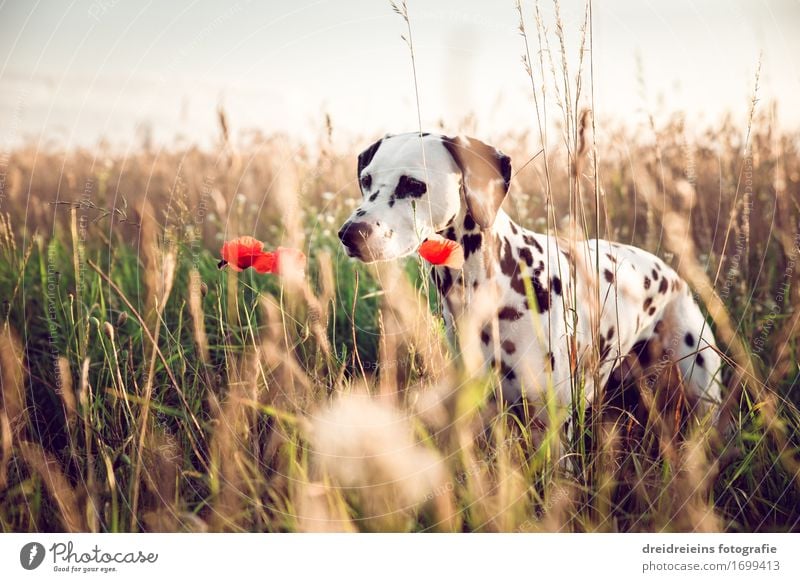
top-left (441, 135), bottom-right (511, 229)
top-left (357, 137), bottom-right (385, 180)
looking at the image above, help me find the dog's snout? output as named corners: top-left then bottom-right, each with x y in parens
top-left (338, 221), bottom-right (374, 256)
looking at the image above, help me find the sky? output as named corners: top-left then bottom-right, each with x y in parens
top-left (0, 0), bottom-right (798, 149)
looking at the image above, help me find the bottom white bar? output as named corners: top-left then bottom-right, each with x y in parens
top-left (2, 533), bottom-right (797, 581)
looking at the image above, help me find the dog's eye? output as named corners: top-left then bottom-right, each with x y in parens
top-left (360, 174), bottom-right (372, 191)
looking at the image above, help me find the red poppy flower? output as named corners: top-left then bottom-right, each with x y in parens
top-left (218, 236), bottom-right (305, 275)
top-left (418, 235), bottom-right (464, 269)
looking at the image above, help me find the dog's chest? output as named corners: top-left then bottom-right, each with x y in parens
top-left (432, 218), bottom-right (563, 345)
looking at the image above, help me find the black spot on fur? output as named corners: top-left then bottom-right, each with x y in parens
top-left (433, 268), bottom-right (454, 297)
top-left (531, 263), bottom-right (551, 312)
top-left (599, 335), bottom-right (611, 361)
top-left (658, 278), bottom-right (668, 294)
top-left (648, 306), bottom-right (656, 316)
top-left (357, 138), bottom-right (383, 178)
top-left (498, 306), bottom-right (523, 321)
top-left (643, 297), bottom-right (652, 310)
top-left (652, 268), bottom-right (659, 280)
top-left (644, 276), bottom-right (651, 290)
top-left (523, 234), bottom-right (544, 254)
top-left (368, 191), bottom-right (379, 202)
top-left (360, 173), bottom-right (372, 191)
top-left (444, 227), bottom-right (457, 241)
top-left (499, 238), bottom-right (525, 292)
top-left (605, 253), bottom-right (617, 263)
top-left (499, 360), bottom-right (516, 381)
top-left (654, 320), bottom-right (664, 334)
top-left (463, 213), bottom-right (476, 231)
top-left (480, 327), bottom-right (490, 345)
top-left (607, 326), bottom-right (615, 340)
top-left (604, 269), bottom-right (614, 283)
top-left (631, 340), bottom-right (654, 367)
top-left (498, 238), bottom-right (550, 311)
top-left (551, 276), bottom-right (562, 295)
top-left (462, 233), bottom-right (483, 259)
top-left (355, 209), bottom-right (366, 217)
top-left (696, 353), bottom-right (705, 367)
top-left (501, 339), bottom-right (516, 354)
top-left (509, 222), bottom-right (518, 234)
top-left (518, 247), bottom-right (534, 267)
top-left (684, 332), bottom-right (694, 347)
top-left (499, 238), bottom-right (517, 277)
top-left (389, 175), bottom-right (427, 207)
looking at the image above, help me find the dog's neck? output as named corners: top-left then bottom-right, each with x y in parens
top-left (433, 207), bottom-right (516, 311)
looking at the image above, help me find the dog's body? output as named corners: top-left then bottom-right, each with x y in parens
top-left (339, 133), bottom-right (722, 419)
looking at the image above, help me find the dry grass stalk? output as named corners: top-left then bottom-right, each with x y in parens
top-left (19, 440), bottom-right (86, 532)
top-left (661, 434), bottom-right (722, 532)
top-left (257, 296), bottom-right (314, 412)
top-left (139, 199), bottom-right (161, 321)
top-left (131, 243), bottom-right (178, 527)
top-left (140, 427), bottom-right (182, 531)
top-left (208, 358), bottom-right (259, 532)
top-left (188, 268), bottom-right (210, 366)
top-left (56, 356), bottom-right (77, 432)
top-left (0, 325), bottom-right (26, 488)
top-left (292, 478), bottom-right (357, 533)
top-left (0, 325), bottom-right (26, 435)
top-left (375, 261), bottom-right (448, 393)
top-left (309, 393), bottom-right (456, 531)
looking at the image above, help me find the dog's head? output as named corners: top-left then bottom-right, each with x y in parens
top-left (338, 133), bottom-right (511, 263)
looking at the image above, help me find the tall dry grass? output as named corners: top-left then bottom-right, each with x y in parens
top-left (1, 1), bottom-right (799, 534)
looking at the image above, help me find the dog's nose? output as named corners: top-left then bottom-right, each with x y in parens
top-left (338, 221), bottom-right (374, 256)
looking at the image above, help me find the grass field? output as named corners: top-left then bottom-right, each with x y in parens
top-left (1, 3), bottom-right (799, 534)
top-left (1, 104), bottom-right (798, 532)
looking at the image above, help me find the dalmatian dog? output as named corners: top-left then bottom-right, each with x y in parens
top-left (338, 132), bottom-right (723, 426)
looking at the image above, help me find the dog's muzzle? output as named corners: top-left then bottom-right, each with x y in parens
top-left (338, 221), bottom-right (375, 259)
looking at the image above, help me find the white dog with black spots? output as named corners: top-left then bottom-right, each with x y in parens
top-left (338, 132), bottom-right (723, 428)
